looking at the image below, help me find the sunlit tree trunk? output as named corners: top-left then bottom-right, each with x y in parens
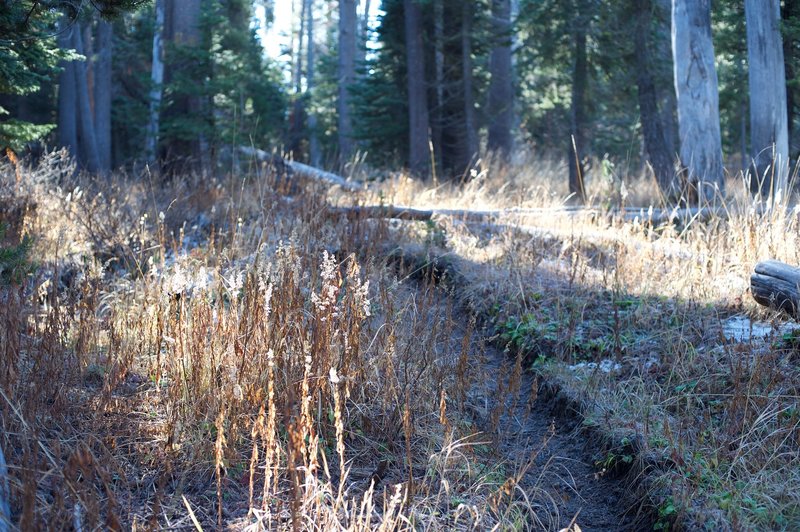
top-left (672, 0), bottom-right (724, 202)
top-left (404, 0), bottom-right (430, 177)
top-left (745, 0), bottom-right (789, 196)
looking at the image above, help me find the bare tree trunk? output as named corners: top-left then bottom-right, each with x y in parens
top-left (307, 0), bottom-right (321, 167)
top-left (338, 0), bottom-right (357, 163)
top-left (433, 0), bottom-right (444, 175)
top-left (57, 22), bottom-right (78, 159)
top-left (72, 24), bottom-right (102, 173)
top-left (404, 0), bottom-right (430, 177)
top-left (461, 2), bottom-right (478, 172)
top-left (487, 0), bottom-right (513, 155)
top-left (783, 0), bottom-right (797, 156)
top-left (94, 19), bottom-right (113, 172)
top-left (634, 0), bottom-right (677, 197)
top-left (672, 0), bottom-right (724, 202)
top-left (745, 0), bottom-right (789, 196)
top-left (655, 0), bottom-right (678, 155)
top-left (568, 3), bottom-right (587, 204)
top-left (163, 0), bottom-right (203, 173)
top-left (145, 0), bottom-right (166, 164)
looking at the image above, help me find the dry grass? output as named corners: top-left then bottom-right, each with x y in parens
top-left (0, 151), bottom-right (578, 530)
top-left (376, 155), bottom-right (800, 530)
top-left (3, 149), bottom-right (800, 530)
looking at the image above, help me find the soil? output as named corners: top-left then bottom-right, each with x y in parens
top-left (465, 330), bottom-right (646, 531)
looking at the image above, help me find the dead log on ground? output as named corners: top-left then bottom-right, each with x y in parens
top-left (239, 146), bottom-right (363, 191)
top-left (751, 260), bottom-right (800, 318)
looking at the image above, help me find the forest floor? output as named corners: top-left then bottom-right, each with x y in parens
top-left (1, 153), bottom-right (800, 530)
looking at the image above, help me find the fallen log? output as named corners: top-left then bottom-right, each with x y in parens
top-left (238, 146), bottom-right (364, 191)
top-left (751, 260), bottom-right (800, 318)
top-left (331, 203), bottom-right (740, 225)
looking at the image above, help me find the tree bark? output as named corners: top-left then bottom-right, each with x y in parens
top-left (672, 0), bottom-right (725, 202)
top-left (461, 2), bottom-right (478, 172)
top-left (783, 0), bottom-right (797, 156)
top-left (57, 23), bottom-right (78, 160)
top-left (72, 24), bottom-right (102, 173)
top-left (338, 0), bottom-right (357, 163)
top-left (487, 0), bottom-right (514, 155)
top-left (403, 0), bottom-right (430, 177)
top-left (432, 0), bottom-right (444, 176)
top-left (751, 260), bottom-right (800, 318)
top-left (745, 0), bottom-right (789, 197)
top-left (145, 0), bottom-right (166, 164)
top-left (163, 0), bottom-right (204, 173)
top-left (634, 0), bottom-right (677, 197)
top-left (94, 19), bottom-right (113, 172)
top-left (568, 2), bottom-right (587, 204)
top-left (307, 0), bottom-right (320, 167)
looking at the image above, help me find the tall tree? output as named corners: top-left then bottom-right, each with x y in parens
top-left (145, 0), bottom-right (166, 164)
top-left (783, 0), bottom-right (800, 156)
top-left (57, 24), bottom-right (78, 160)
top-left (487, 0), bottom-right (513, 155)
top-left (745, 0), bottom-right (789, 196)
top-left (403, 0), bottom-right (430, 177)
top-left (338, 0), bottom-right (357, 163)
top-left (672, 0), bottom-right (724, 202)
top-left (307, 0), bottom-right (321, 166)
top-left (568, 0), bottom-right (588, 204)
top-left (461, 2), bottom-right (478, 168)
top-left (95, 19), bottom-right (113, 171)
top-left (162, 0), bottom-right (204, 172)
top-left (633, 0), bottom-right (677, 197)
top-left (72, 23), bottom-right (102, 173)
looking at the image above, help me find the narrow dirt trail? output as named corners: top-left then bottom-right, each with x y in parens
top-left (459, 324), bottom-right (641, 531)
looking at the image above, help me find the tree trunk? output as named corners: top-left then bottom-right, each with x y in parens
top-left (57, 23), bottom-right (78, 159)
top-left (432, 0), bottom-right (444, 176)
top-left (338, 0), bottom-right (357, 164)
top-left (94, 19), bottom-right (113, 172)
top-left (672, 0), bottom-right (725, 202)
top-left (487, 0), bottom-right (513, 155)
top-left (655, 0), bottom-right (678, 155)
top-left (783, 0), bottom-right (797, 156)
top-left (307, 0), bottom-right (321, 167)
top-left (634, 0), bottom-right (677, 197)
top-left (750, 260), bottom-right (800, 318)
top-left (146, 0), bottom-right (166, 164)
top-left (403, 0), bottom-right (430, 177)
top-left (568, 3), bottom-right (587, 204)
top-left (163, 0), bottom-right (204, 174)
top-left (745, 0), bottom-right (789, 197)
top-left (72, 24), bottom-right (102, 173)
top-left (461, 2), bottom-right (478, 172)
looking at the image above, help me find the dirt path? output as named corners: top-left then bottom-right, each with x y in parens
top-left (465, 332), bottom-right (642, 531)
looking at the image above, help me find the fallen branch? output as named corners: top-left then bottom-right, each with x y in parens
top-left (751, 260), bottom-right (800, 318)
top-left (238, 146), bottom-right (363, 191)
top-left (330, 204), bottom-right (746, 225)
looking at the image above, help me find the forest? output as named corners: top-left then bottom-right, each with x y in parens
top-left (2, 0), bottom-right (800, 530)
